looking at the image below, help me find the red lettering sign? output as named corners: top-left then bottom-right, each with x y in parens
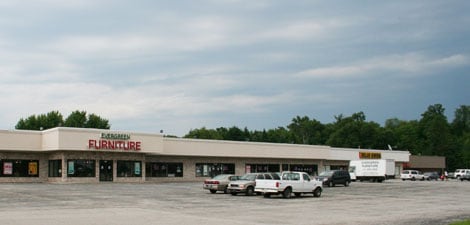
top-left (88, 139), bottom-right (142, 151)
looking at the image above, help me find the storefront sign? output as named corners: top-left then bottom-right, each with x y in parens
top-left (3, 162), bottom-right (12, 175)
top-left (101, 133), bottom-right (131, 140)
top-left (134, 162), bottom-right (141, 175)
top-left (88, 133), bottom-right (141, 151)
top-left (28, 162), bottom-right (38, 175)
top-left (68, 161), bottom-right (75, 174)
top-left (359, 152), bottom-right (381, 159)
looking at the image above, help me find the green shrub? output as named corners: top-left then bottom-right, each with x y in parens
top-left (450, 220), bottom-right (470, 225)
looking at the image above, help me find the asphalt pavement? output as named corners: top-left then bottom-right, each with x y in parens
top-left (0, 179), bottom-right (469, 225)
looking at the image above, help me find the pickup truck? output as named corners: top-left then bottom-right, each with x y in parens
top-left (254, 171), bottom-right (323, 198)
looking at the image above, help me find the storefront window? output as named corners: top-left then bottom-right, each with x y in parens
top-left (146, 162), bottom-right (183, 177)
top-left (117, 161), bottom-right (142, 177)
top-left (67, 159), bottom-right (95, 177)
top-left (290, 164), bottom-right (318, 176)
top-left (0, 160), bottom-right (39, 177)
top-left (48, 160), bottom-right (62, 177)
top-left (246, 164), bottom-right (280, 173)
top-left (195, 163), bottom-right (235, 177)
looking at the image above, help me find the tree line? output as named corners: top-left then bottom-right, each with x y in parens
top-left (184, 104), bottom-right (470, 171)
top-left (15, 110), bottom-right (110, 130)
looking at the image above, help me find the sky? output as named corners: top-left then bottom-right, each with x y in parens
top-left (0, 0), bottom-right (469, 136)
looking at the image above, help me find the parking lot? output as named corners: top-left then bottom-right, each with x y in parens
top-left (0, 179), bottom-right (469, 225)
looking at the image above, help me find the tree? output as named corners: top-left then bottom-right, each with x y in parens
top-left (265, 127), bottom-right (292, 143)
top-left (86, 114), bottom-right (110, 129)
top-left (15, 111), bottom-right (63, 130)
top-left (64, 110), bottom-right (87, 128)
top-left (460, 132), bottom-right (470, 168)
top-left (452, 105), bottom-right (470, 136)
top-left (387, 120), bottom-right (422, 155)
top-left (43, 111), bottom-right (64, 129)
top-left (451, 105), bottom-right (470, 168)
top-left (184, 127), bottom-right (223, 139)
top-left (16, 110), bottom-right (110, 130)
top-left (326, 112), bottom-right (383, 149)
top-left (417, 104), bottom-right (461, 170)
top-left (288, 116), bottom-right (325, 145)
top-left (419, 104), bottom-right (453, 156)
top-left (225, 126), bottom-right (247, 141)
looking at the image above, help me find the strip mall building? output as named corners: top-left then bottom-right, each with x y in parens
top-left (0, 127), bottom-right (410, 183)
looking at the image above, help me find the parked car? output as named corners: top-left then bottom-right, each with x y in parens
top-left (228, 172), bottom-right (280, 196)
top-left (315, 170), bottom-right (351, 187)
top-left (454, 169), bottom-right (470, 179)
top-left (460, 171), bottom-right (470, 181)
top-left (401, 170), bottom-right (425, 181)
top-left (203, 174), bottom-right (239, 194)
top-left (423, 172), bottom-right (440, 181)
top-left (255, 171), bottom-right (323, 198)
top-left (447, 172), bottom-right (455, 179)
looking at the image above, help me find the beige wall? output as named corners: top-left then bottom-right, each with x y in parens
top-left (330, 148), bottom-right (410, 162)
top-left (0, 128), bottom-right (410, 162)
top-left (409, 155), bottom-right (445, 169)
top-left (382, 151), bottom-right (410, 162)
top-left (0, 130), bottom-right (42, 151)
top-left (329, 148), bottom-right (359, 161)
top-left (41, 127), bottom-right (164, 153)
top-left (162, 138), bottom-right (330, 159)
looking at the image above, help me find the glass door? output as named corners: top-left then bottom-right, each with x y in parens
top-left (99, 160), bottom-right (113, 182)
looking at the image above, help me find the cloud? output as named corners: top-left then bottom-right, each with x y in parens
top-left (256, 19), bottom-right (347, 41)
top-left (1, 1), bottom-right (468, 136)
top-left (296, 53), bottom-right (470, 79)
top-left (0, 51), bottom-right (82, 84)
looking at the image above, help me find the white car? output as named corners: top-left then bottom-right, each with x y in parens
top-left (401, 170), bottom-right (425, 181)
top-left (255, 171), bottom-right (323, 198)
top-left (454, 169), bottom-right (470, 179)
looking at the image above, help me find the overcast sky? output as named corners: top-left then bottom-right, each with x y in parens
top-left (1, 0), bottom-right (469, 136)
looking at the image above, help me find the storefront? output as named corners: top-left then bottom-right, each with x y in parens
top-left (404, 155), bottom-right (446, 173)
top-left (0, 127), bottom-right (410, 183)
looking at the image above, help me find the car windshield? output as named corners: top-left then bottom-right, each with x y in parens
top-left (319, 171), bottom-right (334, 176)
top-left (239, 174), bottom-right (257, 181)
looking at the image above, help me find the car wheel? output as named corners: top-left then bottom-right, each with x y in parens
top-left (282, 188), bottom-right (292, 198)
top-left (411, 177), bottom-right (416, 181)
top-left (313, 188), bottom-right (322, 197)
top-left (246, 186), bottom-right (254, 196)
top-left (210, 190), bottom-right (217, 194)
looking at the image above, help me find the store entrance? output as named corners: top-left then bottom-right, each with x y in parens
top-left (99, 160), bottom-right (113, 182)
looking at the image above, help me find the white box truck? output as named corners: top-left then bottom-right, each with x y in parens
top-left (349, 159), bottom-right (395, 182)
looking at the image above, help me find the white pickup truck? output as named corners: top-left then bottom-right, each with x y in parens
top-left (254, 171), bottom-right (323, 198)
